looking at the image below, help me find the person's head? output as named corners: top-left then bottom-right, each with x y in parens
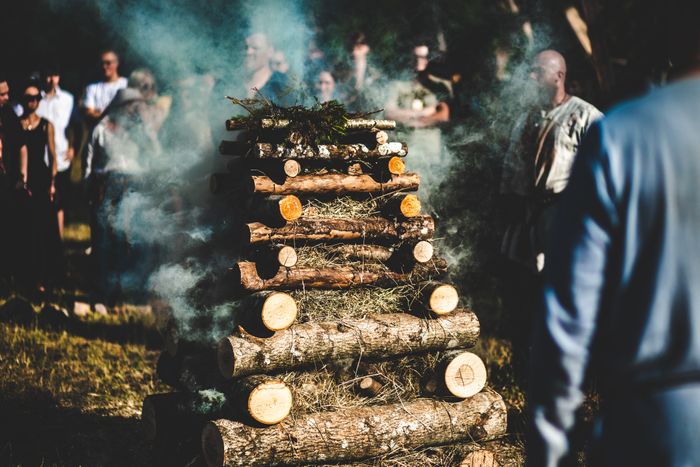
top-left (245, 33), bottom-right (273, 73)
top-left (315, 70), bottom-right (336, 103)
top-left (43, 64), bottom-right (61, 91)
top-left (530, 50), bottom-right (567, 102)
top-left (22, 85), bottom-right (42, 115)
top-left (100, 50), bottom-right (120, 81)
top-left (350, 33), bottom-right (370, 59)
top-left (128, 68), bottom-right (157, 100)
top-left (270, 50), bottom-right (289, 74)
top-left (106, 87), bottom-right (145, 127)
top-left (413, 44), bottom-right (430, 72)
top-left (0, 75), bottom-right (9, 108)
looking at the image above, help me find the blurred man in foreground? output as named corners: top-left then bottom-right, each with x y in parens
top-left (529, 2), bottom-right (700, 465)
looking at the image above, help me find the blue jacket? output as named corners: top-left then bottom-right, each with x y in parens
top-left (529, 77), bottom-right (700, 466)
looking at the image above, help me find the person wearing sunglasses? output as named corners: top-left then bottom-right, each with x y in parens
top-left (20, 84), bottom-right (60, 294)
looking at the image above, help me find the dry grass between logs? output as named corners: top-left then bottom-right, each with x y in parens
top-left (301, 193), bottom-right (408, 219)
top-left (291, 286), bottom-right (416, 322)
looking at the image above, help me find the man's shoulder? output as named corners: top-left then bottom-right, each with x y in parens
top-left (568, 96), bottom-right (603, 119)
top-left (57, 88), bottom-right (74, 102)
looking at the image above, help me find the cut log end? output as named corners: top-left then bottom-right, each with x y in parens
top-left (283, 159), bottom-right (301, 178)
top-left (276, 245), bottom-right (298, 268)
top-left (387, 156), bottom-right (406, 175)
top-left (375, 130), bottom-right (389, 145)
top-left (217, 337), bottom-right (235, 379)
top-left (444, 352), bottom-right (487, 399)
top-left (248, 380), bottom-right (293, 425)
top-left (400, 194), bottom-right (421, 218)
top-left (413, 241), bottom-right (434, 263)
top-left (202, 422), bottom-right (225, 467)
top-left (358, 376), bottom-right (384, 397)
top-left (427, 283), bottom-right (459, 315)
top-left (278, 195), bottom-right (303, 222)
top-left (261, 291), bottom-right (298, 331)
top-left (460, 450), bottom-right (499, 467)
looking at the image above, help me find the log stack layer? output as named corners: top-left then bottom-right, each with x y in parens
top-left (144, 113), bottom-right (507, 466)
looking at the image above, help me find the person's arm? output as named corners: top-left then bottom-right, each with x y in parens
top-left (412, 101), bottom-right (450, 128)
top-left (82, 85), bottom-right (102, 122)
top-left (19, 144), bottom-right (28, 185)
top-left (47, 122), bottom-right (58, 200)
top-left (528, 121), bottom-right (618, 466)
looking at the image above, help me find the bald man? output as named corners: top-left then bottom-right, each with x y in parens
top-left (498, 50), bottom-right (602, 372)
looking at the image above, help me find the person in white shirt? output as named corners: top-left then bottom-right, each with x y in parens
top-left (37, 66), bottom-right (74, 238)
top-left (81, 50), bottom-right (127, 124)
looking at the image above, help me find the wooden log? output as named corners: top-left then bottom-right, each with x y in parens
top-left (247, 195), bottom-right (302, 225)
top-left (441, 351), bottom-right (488, 399)
top-left (225, 118), bottom-right (396, 132)
top-left (218, 309), bottom-right (478, 378)
top-left (201, 389), bottom-right (507, 466)
top-left (143, 392), bottom-right (227, 443)
top-left (389, 240), bottom-right (435, 271)
top-left (357, 376), bottom-right (383, 397)
top-left (248, 172), bottom-right (419, 195)
top-left (231, 258), bottom-right (447, 291)
top-left (239, 291), bottom-right (297, 332)
top-left (460, 449), bottom-right (499, 467)
top-left (383, 193), bottom-right (421, 218)
top-left (251, 142), bottom-right (407, 160)
top-left (282, 159), bottom-right (301, 178)
top-left (418, 281), bottom-right (459, 315)
top-left (244, 215), bottom-right (435, 245)
top-left (383, 156), bottom-right (406, 175)
top-left (210, 173), bottom-right (241, 195)
top-left (253, 244), bottom-right (298, 269)
top-left (227, 376), bottom-right (293, 425)
top-left (332, 244), bottom-right (394, 262)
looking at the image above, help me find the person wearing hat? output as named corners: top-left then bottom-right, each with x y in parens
top-left (37, 65), bottom-right (74, 239)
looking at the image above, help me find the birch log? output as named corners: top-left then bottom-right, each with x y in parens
top-left (248, 172), bottom-right (419, 195)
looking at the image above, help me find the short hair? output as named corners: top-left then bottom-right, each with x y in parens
top-left (100, 49), bottom-right (120, 61)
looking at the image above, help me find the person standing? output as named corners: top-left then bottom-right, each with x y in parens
top-left (81, 50), bottom-right (128, 124)
top-left (0, 75), bottom-right (29, 287)
top-left (37, 65), bottom-right (74, 239)
top-left (242, 33), bottom-right (291, 105)
top-left (528, 3), bottom-right (700, 464)
top-left (19, 84), bottom-right (61, 293)
top-left (498, 50), bottom-right (602, 368)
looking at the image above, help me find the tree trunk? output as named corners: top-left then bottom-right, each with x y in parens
top-left (238, 290), bottom-right (298, 333)
top-left (251, 142), bottom-right (408, 160)
top-left (248, 172), bottom-right (419, 195)
top-left (217, 309), bottom-right (479, 378)
top-left (226, 375), bottom-right (293, 425)
top-left (332, 244), bottom-right (394, 262)
top-left (246, 195), bottom-right (302, 225)
top-left (383, 193), bottom-right (421, 218)
top-left (201, 389), bottom-right (506, 466)
top-left (244, 215), bottom-right (435, 245)
top-left (357, 376), bottom-right (383, 397)
top-left (231, 258), bottom-right (448, 291)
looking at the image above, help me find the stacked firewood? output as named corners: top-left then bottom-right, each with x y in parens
top-left (143, 114), bottom-right (508, 466)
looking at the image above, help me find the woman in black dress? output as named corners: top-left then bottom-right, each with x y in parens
top-left (20, 84), bottom-right (61, 293)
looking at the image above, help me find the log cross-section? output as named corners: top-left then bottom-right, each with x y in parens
top-left (201, 389), bottom-right (506, 466)
top-left (217, 309), bottom-right (479, 378)
top-left (244, 215), bottom-right (435, 244)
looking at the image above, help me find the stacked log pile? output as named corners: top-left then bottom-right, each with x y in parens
top-left (143, 111), bottom-right (507, 466)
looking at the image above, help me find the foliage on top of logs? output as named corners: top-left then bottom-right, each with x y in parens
top-left (226, 95), bottom-right (380, 146)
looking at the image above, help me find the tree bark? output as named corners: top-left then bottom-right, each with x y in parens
top-left (251, 142), bottom-right (408, 160)
top-left (217, 309), bottom-right (479, 378)
top-left (231, 258), bottom-right (448, 291)
top-left (201, 389), bottom-right (506, 467)
top-left (248, 172), bottom-right (419, 195)
top-left (332, 244), bottom-right (394, 262)
top-left (244, 215), bottom-right (435, 245)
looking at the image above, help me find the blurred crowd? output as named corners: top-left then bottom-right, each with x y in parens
top-left (0, 30), bottom-right (463, 309)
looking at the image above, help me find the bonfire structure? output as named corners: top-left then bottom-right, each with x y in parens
top-left (143, 101), bottom-right (508, 466)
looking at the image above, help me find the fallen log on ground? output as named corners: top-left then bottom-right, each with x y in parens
top-left (218, 309), bottom-right (479, 378)
top-left (247, 172), bottom-right (419, 195)
top-left (231, 258), bottom-right (447, 291)
top-left (243, 215), bottom-right (435, 244)
top-left (201, 389), bottom-right (506, 466)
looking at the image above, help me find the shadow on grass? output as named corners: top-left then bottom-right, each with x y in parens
top-left (0, 393), bottom-right (151, 467)
top-left (0, 297), bottom-right (163, 349)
